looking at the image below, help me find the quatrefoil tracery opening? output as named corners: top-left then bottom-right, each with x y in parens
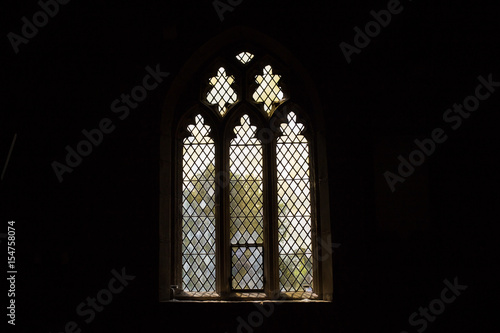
top-left (206, 67), bottom-right (238, 117)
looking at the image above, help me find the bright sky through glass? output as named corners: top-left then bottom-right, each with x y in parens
top-left (229, 115), bottom-right (262, 177)
top-left (277, 112), bottom-right (311, 252)
top-left (253, 65), bottom-right (284, 116)
top-left (236, 52), bottom-right (254, 64)
top-left (184, 115), bottom-right (262, 178)
top-left (206, 67), bottom-right (237, 116)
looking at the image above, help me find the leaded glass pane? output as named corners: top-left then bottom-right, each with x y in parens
top-left (229, 115), bottom-right (264, 290)
top-left (236, 52), bottom-right (254, 64)
top-left (252, 65), bottom-right (284, 116)
top-left (181, 115), bottom-right (216, 291)
top-left (206, 67), bottom-right (237, 116)
top-left (277, 112), bottom-right (313, 292)
top-left (231, 247), bottom-right (264, 290)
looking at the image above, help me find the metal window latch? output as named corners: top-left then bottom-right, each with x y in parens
top-left (170, 285), bottom-right (179, 299)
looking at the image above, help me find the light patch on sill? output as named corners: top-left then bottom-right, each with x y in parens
top-left (168, 291), bottom-right (325, 302)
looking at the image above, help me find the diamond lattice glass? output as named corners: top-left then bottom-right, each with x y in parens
top-left (231, 247), bottom-right (264, 289)
top-left (181, 115), bottom-right (216, 291)
top-left (236, 52), bottom-right (255, 64)
top-left (229, 115), bottom-right (264, 290)
top-left (276, 112), bottom-right (313, 292)
top-left (252, 65), bottom-right (284, 116)
top-left (206, 67), bottom-right (237, 116)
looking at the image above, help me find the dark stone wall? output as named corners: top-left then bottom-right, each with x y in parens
top-left (2, 0), bottom-right (499, 332)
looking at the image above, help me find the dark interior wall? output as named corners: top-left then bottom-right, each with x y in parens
top-left (2, 0), bottom-right (499, 332)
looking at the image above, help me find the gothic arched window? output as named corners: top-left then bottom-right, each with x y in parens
top-left (160, 30), bottom-right (333, 301)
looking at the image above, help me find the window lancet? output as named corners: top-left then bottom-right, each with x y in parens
top-left (276, 112), bottom-right (313, 292)
top-left (181, 115), bottom-right (216, 292)
top-left (229, 115), bottom-right (264, 290)
top-left (206, 67), bottom-right (238, 116)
